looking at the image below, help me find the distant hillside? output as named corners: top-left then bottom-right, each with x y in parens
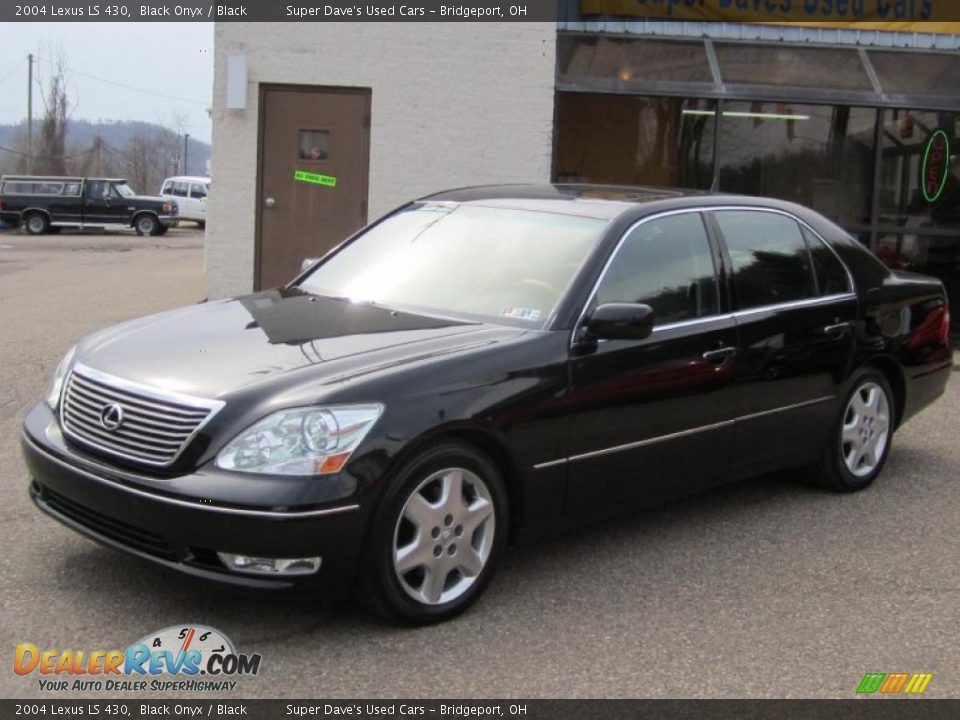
top-left (0, 119), bottom-right (211, 177)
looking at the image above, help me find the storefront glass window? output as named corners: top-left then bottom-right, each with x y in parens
top-left (554, 93), bottom-right (715, 188)
top-left (715, 101), bottom-right (877, 228)
top-left (714, 44), bottom-right (873, 92)
top-left (868, 51), bottom-right (960, 98)
top-left (556, 35), bottom-right (714, 90)
top-left (876, 109), bottom-right (960, 229)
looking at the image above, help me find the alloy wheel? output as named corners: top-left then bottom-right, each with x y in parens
top-left (392, 467), bottom-right (496, 606)
top-left (841, 381), bottom-right (891, 478)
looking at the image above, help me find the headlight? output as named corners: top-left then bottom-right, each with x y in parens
top-left (46, 345), bottom-right (77, 410)
top-left (216, 404), bottom-right (383, 476)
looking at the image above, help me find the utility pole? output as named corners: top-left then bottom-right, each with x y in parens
top-left (26, 53), bottom-right (33, 174)
top-left (184, 133), bottom-right (190, 175)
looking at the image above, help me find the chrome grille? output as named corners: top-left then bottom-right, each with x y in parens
top-left (60, 364), bottom-right (222, 467)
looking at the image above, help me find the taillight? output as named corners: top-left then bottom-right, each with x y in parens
top-left (941, 302), bottom-right (951, 344)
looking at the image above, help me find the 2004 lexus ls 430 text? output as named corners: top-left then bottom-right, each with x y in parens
top-left (21, 185), bottom-right (952, 623)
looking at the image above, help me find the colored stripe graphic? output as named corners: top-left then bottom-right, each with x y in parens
top-left (904, 674), bottom-right (934, 694)
top-left (857, 673), bottom-right (886, 694)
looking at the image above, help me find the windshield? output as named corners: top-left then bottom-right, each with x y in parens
top-left (114, 183), bottom-right (137, 198)
top-left (299, 203), bottom-right (606, 326)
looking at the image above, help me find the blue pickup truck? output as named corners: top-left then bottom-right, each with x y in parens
top-left (0, 176), bottom-right (178, 236)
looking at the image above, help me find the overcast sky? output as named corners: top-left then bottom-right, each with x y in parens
top-left (0, 23), bottom-right (214, 142)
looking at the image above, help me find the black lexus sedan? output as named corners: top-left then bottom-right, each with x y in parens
top-left (22, 185), bottom-right (952, 623)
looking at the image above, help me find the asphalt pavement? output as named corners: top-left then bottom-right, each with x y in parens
top-left (1, 226), bottom-right (957, 699)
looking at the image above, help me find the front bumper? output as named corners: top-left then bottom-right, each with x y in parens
top-left (159, 214), bottom-right (179, 228)
top-left (22, 403), bottom-right (366, 590)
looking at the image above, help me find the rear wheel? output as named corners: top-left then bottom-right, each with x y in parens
top-left (134, 214), bottom-right (159, 236)
top-left (810, 368), bottom-right (895, 492)
top-left (360, 443), bottom-right (508, 624)
top-left (24, 212), bottom-right (49, 235)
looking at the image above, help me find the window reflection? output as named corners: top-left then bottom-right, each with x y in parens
top-left (715, 211), bottom-right (816, 310)
top-left (596, 213), bottom-right (718, 324)
top-left (554, 93), bottom-right (715, 189)
top-left (716, 102), bottom-right (876, 227)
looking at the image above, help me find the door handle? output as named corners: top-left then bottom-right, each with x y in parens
top-left (823, 322), bottom-right (851, 337)
top-left (703, 347), bottom-right (737, 363)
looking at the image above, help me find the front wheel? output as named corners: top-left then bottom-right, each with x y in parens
top-left (360, 443), bottom-right (508, 624)
top-left (134, 214), bottom-right (159, 236)
top-left (810, 368), bottom-right (895, 492)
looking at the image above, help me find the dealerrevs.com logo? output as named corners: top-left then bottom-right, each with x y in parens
top-left (14, 625), bottom-right (262, 693)
top-left (856, 672), bottom-right (933, 695)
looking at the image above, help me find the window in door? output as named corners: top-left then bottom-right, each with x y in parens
top-left (172, 181), bottom-right (189, 197)
top-left (189, 183), bottom-right (208, 199)
top-left (802, 226), bottom-right (852, 296)
top-left (714, 210), bottom-right (816, 310)
top-left (595, 212), bottom-right (719, 325)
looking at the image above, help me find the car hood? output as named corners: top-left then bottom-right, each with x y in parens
top-left (76, 288), bottom-right (525, 400)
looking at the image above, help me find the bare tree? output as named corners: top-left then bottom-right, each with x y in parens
top-left (123, 129), bottom-right (180, 195)
top-left (36, 50), bottom-right (70, 175)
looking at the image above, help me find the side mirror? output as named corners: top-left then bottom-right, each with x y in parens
top-left (586, 303), bottom-right (655, 341)
top-left (300, 257), bottom-right (320, 273)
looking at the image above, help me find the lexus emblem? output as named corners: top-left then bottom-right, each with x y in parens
top-left (99, 403), bottom-right (125, 431)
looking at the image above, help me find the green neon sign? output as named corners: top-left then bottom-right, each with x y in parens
top-left (294, 170), bottom-right (337, 187)
top-left (920, 129), bottom-right (950, 204)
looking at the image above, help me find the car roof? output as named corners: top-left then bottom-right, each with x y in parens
top-left (417, 183), bottom-right (806, 221)
top-left (163, 176), bottom-right (210, 182)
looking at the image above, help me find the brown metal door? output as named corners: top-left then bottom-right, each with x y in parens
top-left (257, 85), bottom-right (370, 289)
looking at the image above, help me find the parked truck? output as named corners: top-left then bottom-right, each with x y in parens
top-left (0, 176), bottom-right (178, 236)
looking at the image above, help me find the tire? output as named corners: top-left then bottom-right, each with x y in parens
top-left (809, 368), bottom-right (895, 492)
top-left (134, 214), bottom-right (159, 237)
top-left (197, 221), bottom-right (206, 230)
top-left (156, 224), bottom-right (169, 236)
top-left (359, 442), bottom-right (509, 624)
top-left (24, 212), bottom-right (49, 236)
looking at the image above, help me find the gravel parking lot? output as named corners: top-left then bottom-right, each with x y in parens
top-left (1, 226), bottom-right (958, 699)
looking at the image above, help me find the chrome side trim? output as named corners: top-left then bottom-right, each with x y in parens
top-left (736, 395), bottom-right (835, 423)
top-left (60, 362), bottom-right (225, 468)
top-left (532, 395), bottom-right (836, 469)
top-left (23, 432), bottom-right (360, 519)
top-left (732, 293), bottom-right (857, 319)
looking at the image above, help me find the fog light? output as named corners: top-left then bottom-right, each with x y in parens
top-left (217, 553), bottom-right (321, 576)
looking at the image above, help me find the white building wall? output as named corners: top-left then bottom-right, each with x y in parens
top-left (208, 22), bottom-right (557, 299)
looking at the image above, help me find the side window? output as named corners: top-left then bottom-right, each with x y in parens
top-left (173, 181), bottom-right (189, 197)
top-left (161, 181), bottom-right (173, 195)
top-left (714, 210), bottom-right (816, 310)
top-left (802, 227), bottom-right (851, 296)
top-left (595, 213), bottom-right (719, 325)
top-left (86, 181), bottom-right (107, 199)
top-left (108, 184), bottom-right (122, 199)
top-left (189, 183), bottom-right (207, 199)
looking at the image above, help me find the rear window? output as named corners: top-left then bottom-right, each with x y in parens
top-left (2, 180), bottom-right (80, 195)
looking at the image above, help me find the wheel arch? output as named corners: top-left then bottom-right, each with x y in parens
top-left (381, 425), bottom-right (525, 542)
top-left (22, 207), bottom-right (52, 223)
top-left (130, 210), bottom-right (159, 228)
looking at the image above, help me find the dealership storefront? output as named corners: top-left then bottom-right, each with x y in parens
top-left (209, 13), bottom-right (960, 333)
top-left (553, 31), bottom-right (960, 334)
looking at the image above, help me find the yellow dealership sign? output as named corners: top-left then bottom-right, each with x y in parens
top-left (580, 0), bottom-right (960, 30)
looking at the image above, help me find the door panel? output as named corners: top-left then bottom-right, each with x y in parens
top-left (709, 209), bottom-right (857, 476)
top-left (565, 211), bottom-right (738, 513)
top-left (566, 319), bottom-right (739, 512)
top-left (257, 86), bottom-right (371, 290)
top-left (732, 298), bottom-right (856, 475)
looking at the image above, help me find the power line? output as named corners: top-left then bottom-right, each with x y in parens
top-left (35, 56), bottom-right (209, 107)
top-left (0, 59), bottom-right (24, 88)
